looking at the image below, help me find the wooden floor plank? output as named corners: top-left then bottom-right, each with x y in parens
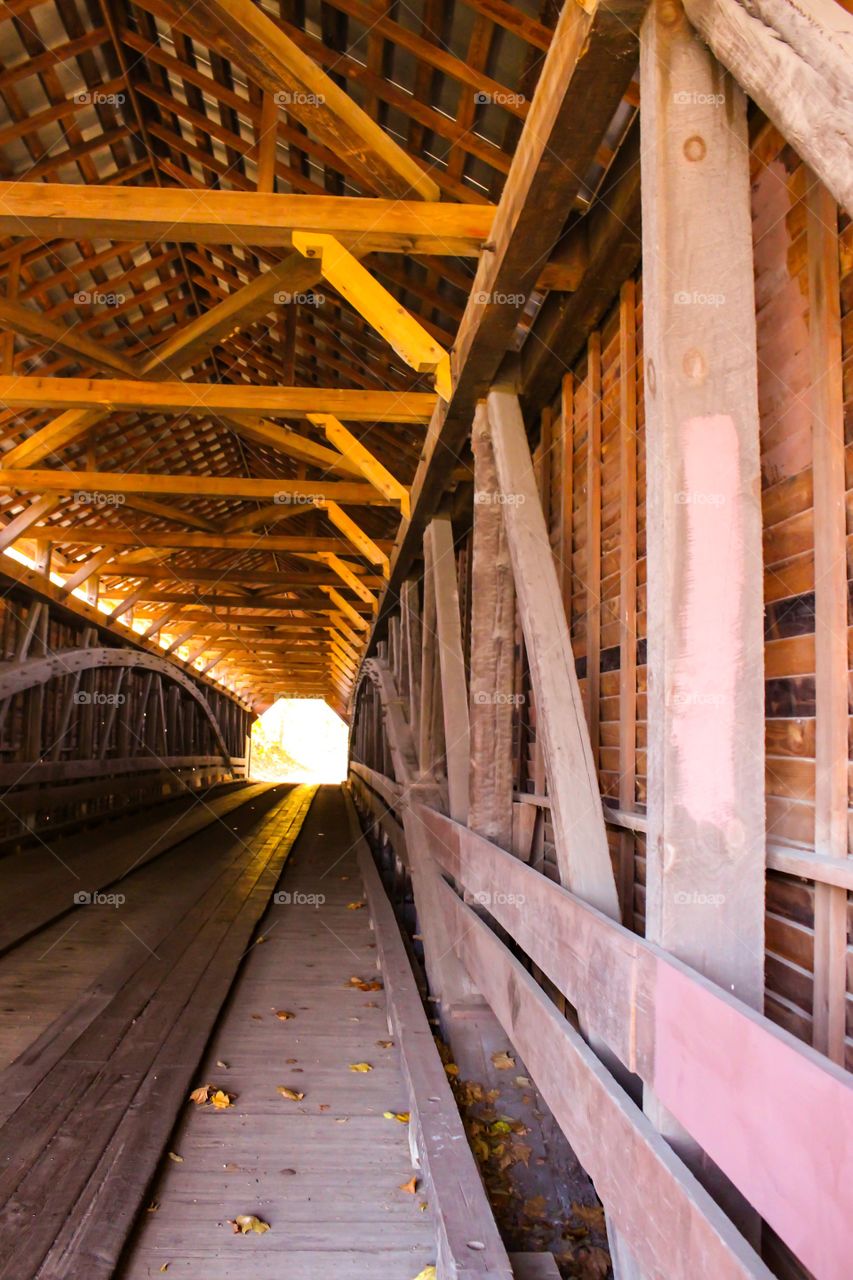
top-left (120, 787), bottom-right (436, 1280)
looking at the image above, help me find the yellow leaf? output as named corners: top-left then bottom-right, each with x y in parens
top-left (275, 1009), bottom-right (295, 1021)
top-left (399, 1175), bottom-right (418, 1194)
top-left (444, 1063), bottom-right (459, 1077)
top-left (376, 1039), bottom-right (394, 1049)
top-left (159, 1265), bottom-right (169, 1273)
top-left (189, 1084), bottom-right (211, 1105)
top-left (210, 1090), bottom-right (233, 1109)
top-left (349, 1062), bottom-right (373, 1073)
top-left (168, 1151), bottom-right (183, 1163)
top-left (346, 901), bottom-right (366, 910)
top-left (383, 1111), bottom-right (410, 1123)
top-left (491, 1050), bottom-right (515, 1070)
top-left (277, 1085), bottom-right (305, 1101)
top-left (413, 1268), bottom-right (436, 1279)
top-left (229, 1214), bottom-right (270, 1235)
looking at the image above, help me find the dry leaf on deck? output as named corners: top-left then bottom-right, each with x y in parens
top-left (228, 1215), bottom-right (270, 1235)
top-left (189, 1084), bottom-right (211, 1105)
top-left (349, 1062), bottom-right (373, 1073)
top-left (347, 976), bottom-right (383, 992)
top-left (216, 1060), bottom-right (229, 1069)
top-left (167, 1152), bottom-right (183, 1163)
top-left (444, 1063), bottom-right (459, 1077)
top-left (572, 1201), bottom-right (607, 1231)
top-left (210, 1090), bottom-right (233, 1109)
top-left (376, 1039), bottom-right (394, 1049)
top-left (346, 901), bottom-right (366, 910)
top-left (399, 1175), bottom-right (418, 1194)
top-left (159, 1265), bottom-right (169, 1273)
top-left (491, 1050), bottom-right (515, 1070)
top-left (576, 1244), bottom-right (611, 1278)
top-left (412, 1268), bottom-right (436, 1280)
top-left (277, 1085), bottom-right (305, 1101)
top-left (147, 1201), bottom-right (159, 1213)
top-left (275, 1010), bottom-right (295, 1021)
top-left (383, 1111), bottom-right (410, 1123)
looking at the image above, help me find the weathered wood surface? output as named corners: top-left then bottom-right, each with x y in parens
top-left (437, 876), bottom-right (775, 1280)
top-left (0, 781), bottom-right (274, 956)
top-left (122, 786), bottom-right (436, 1280)
top-left (0, 786), bottom-right (316, 1279)
top-left (408, 800), bottom-right (853, 1280)
top-left (682, 0), bottom-right (853, 214)
top-left (347, 792), bottom-right (512, 1280)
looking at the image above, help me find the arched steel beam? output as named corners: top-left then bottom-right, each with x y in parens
top-left (0, 647), bottom-right (232, 763)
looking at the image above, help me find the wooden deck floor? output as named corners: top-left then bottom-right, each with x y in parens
top-left (121, 785), bottom-right (434, 1278)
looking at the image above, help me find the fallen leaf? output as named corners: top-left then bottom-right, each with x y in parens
top-left (216, 1060), bottom-right (229, 1069)
top-left (576, 1244), bottom-right (611, 1278)
top-left (228, 1215), bottom-right (270, 1235)
top-left (189, 1084), bottom-right (211, 1106)
top-left (572, 1201), bottom-right (607, 1232)
top-left (256, 936), bottom-right (266, 945)
top-left (523, 1195), bottom-right (548, 1220)
top-left (514, 1142), bottom-right (533, 1166)
top-left (168, 1151), bottom-right (183, 1163)
top-left (318, 1103), bottom-right (330, 1111)
top-left (346, 901), bottom-right (366, 910)
top-left (491, 1050), bottom-right (515, 1070)
top-left (347, 976), bottom-right (383, 992)
top-left (277, 1085), bottom-right (305, 1101)
top-left (376, 1039), bottom-right (394, 1049)
top-left (412, 1267), bottom-right (436, 1279)
top-left (223, 1162), bottom-right (241, 1171)
top-left (250, 1013), bottom-right (263, 1021)
top-left (444, 1063), bottom-right (459, 1077)
top-left (210, 1089), bottom-right (233, 1109)
top-left (399, 1175), bottom-right (418, 1194)
top-left (159, 1265), bottom-right (169, 1274)
top-left (275, 1010), bottom-right (295, 1021)
top-left (515, 1075), bottom-right (531, 1087)
top-left (349, 1062), bottom-right (373, 1073)
top-left (147, 1201), bottom-right (159, 1213)
top-left (383, 1111), bottom-right (410, 1123)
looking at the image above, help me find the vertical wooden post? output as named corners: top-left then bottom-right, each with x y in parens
top-left (807, 179), bottom-right (847, 1065)
top-left (640, 0), bottom-right (766, 1236)
top-left (640, 0), bottom-right (765, 1011)
top-left (584, 333), bottom-right (602, 761)
top-left (559, 373), bottom-right (574, 624)
top-left (487, 388), bottom-right (620, 919)
top-left (425, 516), bottom-right (470, 823)
top-left (468, 403), bottom-right (516, 850)
top-left (618, 280), bottom-right (639, 926)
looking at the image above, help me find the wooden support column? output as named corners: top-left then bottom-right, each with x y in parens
top-left (641, 0), bottom-right (765, 1007)
top-left (807, 179), bottom-right (848, 1066)
top-left (640, 0), bottom-right (766, 1231)
top-left (584, 334), bottom-right (602, 760)
top-left (618, 281), bottom-right (639, 926)
top-left (425, 516), bottom-right (470, 823)
top-left (468, 403), bottom-right (516, 850)
top-left (487, 388), bottom-right (620, 919)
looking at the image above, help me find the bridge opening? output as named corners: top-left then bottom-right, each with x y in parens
top-left (250, 697), bottom-right (348, 783)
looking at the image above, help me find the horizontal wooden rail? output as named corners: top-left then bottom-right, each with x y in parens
top-left (411, 802), bottom-right (853, 1280)
top-left (349, 764), bottom-right (853, 1280)
top-left (346, 793), bottom-right (512, 1280)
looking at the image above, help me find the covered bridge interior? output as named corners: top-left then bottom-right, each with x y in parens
top-left (0, 0), bottom-right (849, 1277)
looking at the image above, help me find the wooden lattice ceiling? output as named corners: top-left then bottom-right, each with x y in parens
top-left (0, 0), bottom-right (636, 711)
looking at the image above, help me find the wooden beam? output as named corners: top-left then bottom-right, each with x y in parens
top-left (0, 377), bottom-right (434, 421)
top-left (0, 495), bottom-right (61, 552)
top-left (321, 501), bottom-right (390, 572)
top-left (132, 0), bottom-right (440, 200)
top-left (35, 529), bottom-right (392, 554)
top-left (382, 0), bottom-right (648, 601)
top-left (468, 404), bottom-right (515, 850)
top-left (640, 0), bottom-right (766, 1012)
top-left (0, 470), bottom-right (394, 505)
top-left (426, 516), bottom-right (470, 823)
top-left (293, 233), bottom-right (451, 396)
top-left (487, 389), bottom-right (620, 919)
top-left (309, 414), bottom-right (410, 515)
top-left (807, 179), bottom-right (847, 1064)
top-left (0, 298), bottom-right (137, 377)
top-left (682, 0), bottom-right (853, 215)
top-left (0, 186), bottom-right (490, 252)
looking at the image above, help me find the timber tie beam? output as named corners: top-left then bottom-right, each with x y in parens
top-left (0, 0), bottom-right (849, 1278)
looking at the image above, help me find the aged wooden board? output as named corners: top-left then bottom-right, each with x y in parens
top-left (121, 786), bottom-right (435, 1280)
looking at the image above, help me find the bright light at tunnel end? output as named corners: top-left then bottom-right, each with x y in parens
top-left (250, 697), bottom-right (348, 784)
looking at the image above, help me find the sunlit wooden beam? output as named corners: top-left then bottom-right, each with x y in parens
top-left (0, 469), bottom-right (396, 505)
top-left (308, 413), bottom-right (410, 516)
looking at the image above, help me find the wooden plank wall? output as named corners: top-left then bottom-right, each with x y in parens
top-left (469, 114), bottom-right (850, 1068)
